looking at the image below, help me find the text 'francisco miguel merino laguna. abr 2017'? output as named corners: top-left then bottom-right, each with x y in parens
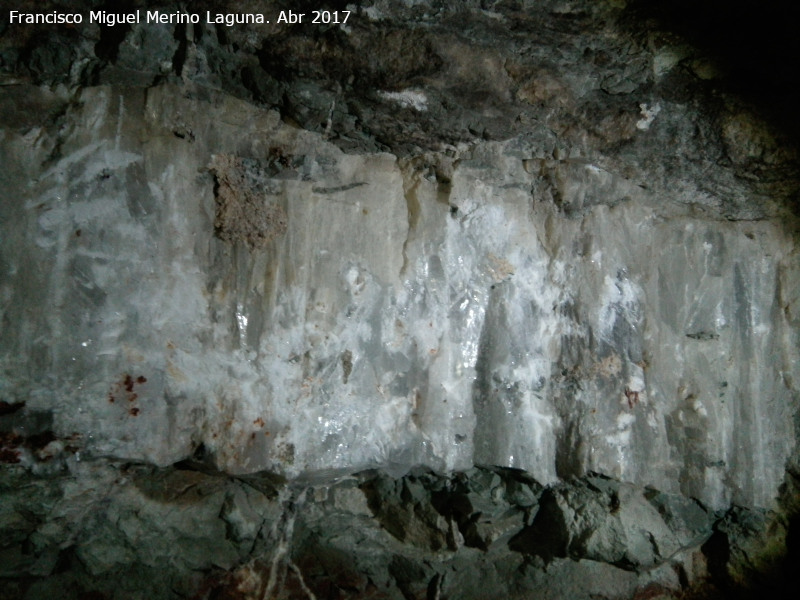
top-left (7, 9), bottom-right (351, 26)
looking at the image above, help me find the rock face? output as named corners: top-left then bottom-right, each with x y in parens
top-left (0, 462), bottom-right (794, 600)
top-left (1, 1), bottom-right (799, 599)
top-left (1, 70), bottom-right (797, 511)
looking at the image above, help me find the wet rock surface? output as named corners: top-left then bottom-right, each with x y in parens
top-left (2, 1), bottom-right (800, 598)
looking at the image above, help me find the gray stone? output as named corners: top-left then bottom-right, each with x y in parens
top-left (3, 80), bottom-right (795, 509)
top-left (510, 477), bottom-right (705, 570)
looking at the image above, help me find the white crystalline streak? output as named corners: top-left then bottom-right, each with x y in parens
top-left (379, 89), bottom-right (428, 111)
top-left (636, 102), bottom-right (661, 130)
top-left (598, 273), bottom-right (642, 341)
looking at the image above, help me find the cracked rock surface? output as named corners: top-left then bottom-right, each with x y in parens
top-left (1, 462), bottom-right (797, 599)
top-left (2, 1), bottom-right (800, 598)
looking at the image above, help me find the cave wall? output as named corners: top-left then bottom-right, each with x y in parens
top-left (1, 82), bottom-right (797, 510)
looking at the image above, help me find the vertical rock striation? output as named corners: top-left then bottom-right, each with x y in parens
top-left (2, 83), bottom-right (796, 509)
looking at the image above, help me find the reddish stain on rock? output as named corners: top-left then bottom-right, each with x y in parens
top-left (108, 373), bottom-right (147, 405)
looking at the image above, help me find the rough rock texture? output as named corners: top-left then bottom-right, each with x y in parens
top-left (208, 153), bottom-right (289, 250)
top-left (1, 78), bottom-right (796, 508)
top-left (2, 1), bottom-right (800, 599)
top-left (1, 462), bottom-right (797, 600)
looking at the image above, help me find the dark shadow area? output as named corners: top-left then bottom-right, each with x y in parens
top-left (629, 0), bottom-right (800, 143)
